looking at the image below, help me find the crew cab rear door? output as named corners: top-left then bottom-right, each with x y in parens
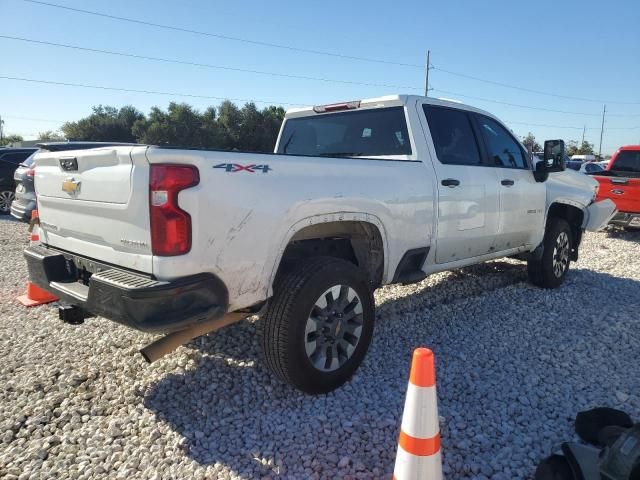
top-left (420, 103), bottom-right (500, 263)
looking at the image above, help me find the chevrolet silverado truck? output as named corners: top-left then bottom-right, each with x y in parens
top-left (592, 145), bottom-right (640, 229)
top-left (24, 95), bottom-right (616, 394)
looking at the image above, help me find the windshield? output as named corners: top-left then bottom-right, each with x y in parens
top-left (277, 107), bottom-right (412, 157)
top-left (611, 150), bottom-right (640, 172)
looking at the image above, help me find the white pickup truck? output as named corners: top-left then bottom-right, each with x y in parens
top-left (25, 95), bottom-right (616, 393)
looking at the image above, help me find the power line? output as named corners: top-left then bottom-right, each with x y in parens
top-left (0, 35), bottom-right (421, 91)
top-left (506, 120), bottom-right (640, 130)
top-left (432, 65), bottom-right (640, 105)
top-left (19, 0), bottom-right (640, 108)
top-left (4, 34), bottom-right (632, 119)
top-left (0, 74), bottom-right (305, 106)
top-left (432, 88), bottom-right (603, 116)
top-left (2, 114), bottom-right (65, 123)
top-left (3, 74), bottom-right (638, 134)
top-left (21, 0), bottom-right (422, 68)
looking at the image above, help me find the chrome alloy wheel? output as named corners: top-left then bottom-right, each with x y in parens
top-left (0, 191), bottom-right (15, 213)
top-left (304, 285), bottom-right (364, 372)
top-left (552, 231), bottom-right (570, 278)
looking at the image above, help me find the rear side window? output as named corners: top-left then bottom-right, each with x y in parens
top-left (423, 105), bottom-right (482, 166)
top-left (611, 150), bottom-right (640, 172)
top-left (278, 107), bottom-right (412, 157)
top-left (476, 116), bottom-right (528, 169)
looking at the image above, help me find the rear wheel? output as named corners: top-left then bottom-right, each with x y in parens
top-left (259, 257), bottom-right (375, 394)
top-left (0, 190), bottom-right (15, 214)
top-left (527, 218), bottom-right (572, 288)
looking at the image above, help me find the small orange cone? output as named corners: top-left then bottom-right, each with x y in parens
top-left (17, 210), bottom-right (58, 307)
top-left (28, 209), bottom-right (40, 245)
top-left (393, 348), bottom-right (443, 480)
top-left (17, 282), bottom-right (58, 307)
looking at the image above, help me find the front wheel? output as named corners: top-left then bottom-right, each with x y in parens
top-left (527, 218), bottom-right (573, 288)
top-left (259, 257), bottom-right (375, 394)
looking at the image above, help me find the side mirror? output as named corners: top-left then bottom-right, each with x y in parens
top-left (543, 139), bottom-right (566, 172)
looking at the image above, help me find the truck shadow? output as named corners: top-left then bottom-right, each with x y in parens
top-left (605, 227), bottom-right (640, 243)
top-left (143, 266), bottom-right (640, 478)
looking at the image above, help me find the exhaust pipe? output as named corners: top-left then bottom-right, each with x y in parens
top-left (140, 311), bottom-right (248, 364)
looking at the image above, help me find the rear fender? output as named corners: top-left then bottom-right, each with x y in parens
top-left (267, 212), bottom-right (389, 297)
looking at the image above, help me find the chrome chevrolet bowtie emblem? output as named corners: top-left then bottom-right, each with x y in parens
top-left (62, 177), bottom-right (81, 195)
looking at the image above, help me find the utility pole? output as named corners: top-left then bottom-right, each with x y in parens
top-left (598, 105), bottom-right (606, 159)
top-left (0, 115), bottom-right (3, 143)
top-left (581, 125), bottom-right (586, 145)
top-left (424, 50), bottom-right (431, 97)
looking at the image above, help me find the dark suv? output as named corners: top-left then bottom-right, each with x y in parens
top-left (10, 142), bottom-right (137, 221)
top-left (0, 148), bottom-right (38, 213)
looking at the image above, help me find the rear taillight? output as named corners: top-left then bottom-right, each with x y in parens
top-left (149, 165), bottom-right (199, 256)
top-left (26, 168), bottom-right (36, 178)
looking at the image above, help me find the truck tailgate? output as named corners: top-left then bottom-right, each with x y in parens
top-left (594, 174), bottom-right (640, 213)
top-left (35, 146), bottom-right (153, 273)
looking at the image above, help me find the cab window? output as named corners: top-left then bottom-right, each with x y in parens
top-left (423, 105), bottom-right (482, 166)
top-left (475, 115), bottom-right (528, 169)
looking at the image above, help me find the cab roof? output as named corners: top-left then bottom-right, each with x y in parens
top-left (285, 94), bottom-right (498, 121)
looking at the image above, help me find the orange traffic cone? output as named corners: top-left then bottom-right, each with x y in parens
top-left (17, 210), bottom-right (58, 307)
top-left (393, 348), bottom-right (443, 480)
top-left (17, 282), bottom-right (58, 307)
top-left (28, 209), bottom-right (40, 245)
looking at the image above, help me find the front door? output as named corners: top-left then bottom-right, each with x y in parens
top-left (472, 114), bottom-right (545, 250)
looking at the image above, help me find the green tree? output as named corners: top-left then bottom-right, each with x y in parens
top-left (566, 140), bottom-right (595, 157)
top-left (56, 100), bottom-right (285, 152)
top-left (566, 140), bottom-right (579, 157)
top-left (62, 105), bottom-right (144, 142)
top-left (521, 132), bottom-right (542, 153)
top-left (38, 130), bottom-right (65, 141)
top-left (216, 100), bottom-right (243, 150)
top-left (577, 140), bottom-right (594, 155)
top-left (0, 134), bottom-right (23, 146)
top-left (259, 105), bottom-right (286, 152)
top-left (133, 102), bottom-right (211, 147)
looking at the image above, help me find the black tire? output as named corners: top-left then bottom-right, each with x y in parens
top-left (259, 257), bottom-right (375, 394)
top-left (527, 218), bottom-right (573, 288)
top-left (0, 190), bottom-right (15, 214)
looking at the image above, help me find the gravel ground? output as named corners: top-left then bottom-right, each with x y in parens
top-left (1, 216), bottom-right (639, 479)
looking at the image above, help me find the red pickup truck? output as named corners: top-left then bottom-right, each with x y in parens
top-left (593, 145), bottom-right (640, 229)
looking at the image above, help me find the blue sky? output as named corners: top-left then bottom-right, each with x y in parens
top-left (1, 0), bottom-right (639, 155)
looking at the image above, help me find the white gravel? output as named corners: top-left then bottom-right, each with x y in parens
top-left (1, 217), bottom-right (639, 479)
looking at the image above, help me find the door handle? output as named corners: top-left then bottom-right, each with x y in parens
top-left (441, 178), bottom-right (460, 187)
top-left (611, 178), bottom-right (629, 185)
top-left (501, 179), bottom-right (515, 186)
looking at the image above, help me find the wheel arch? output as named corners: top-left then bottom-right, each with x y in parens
top-left (545, 201), bottom-right (586, 260)
top-left (268, 213), bottom-right (388, 295)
